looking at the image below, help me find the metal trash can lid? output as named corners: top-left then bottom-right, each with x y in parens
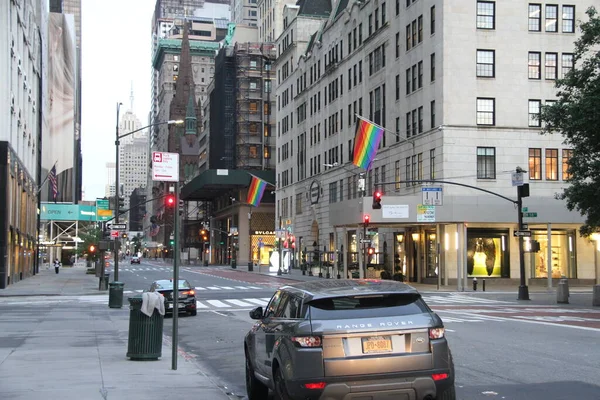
top-left (127, 294), bottom-right (143, 304)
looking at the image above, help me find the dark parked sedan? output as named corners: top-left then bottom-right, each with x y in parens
top-left (149, 279), bottom-right (197, 316)
top-left (244, 279), bottom-right (455, 400)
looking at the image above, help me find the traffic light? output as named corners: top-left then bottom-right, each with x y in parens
top-left (169, 235), bottom-right (175, 246)
top-left (200, 229), bottom-right (206, 235)
top-left (165, 194), bottom-right (175, 207)
top-left (89, 245), bottom-right (96, 253)
top-left (118, 196), bottom-right (125, 211)
top-left (372, 190), bottom-right (382, 210)
top-left (367, 247), bottom-right (375, 255)
top-left (121, 233), bottom-right (128, 239)
top-left (363, 214), bottom-right (370, 227)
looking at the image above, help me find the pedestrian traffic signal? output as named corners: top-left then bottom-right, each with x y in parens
top-left (372, 191), bottom-right (382, 209)
top-left (165, 194), bottom-right (175, 207)
top-left (363, 214), bottom-right (370, 226)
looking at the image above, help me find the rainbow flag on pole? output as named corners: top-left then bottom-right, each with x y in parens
top-left (353, 116), bottom-right (384, 169)
top-left (247, 175), bottom-right (268, 207)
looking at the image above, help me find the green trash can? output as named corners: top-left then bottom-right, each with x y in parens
top-left (126, 295), bottom-right (163, 360)
top-left (108, 281), bottom-right (124, 308)
top-left (99, 273), bottom-right (110, 291)
top-left (231, 259), bottom-right (237, 269)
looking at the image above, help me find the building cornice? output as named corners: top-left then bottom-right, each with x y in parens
top-left (152, 39), bottom-right (221, 69)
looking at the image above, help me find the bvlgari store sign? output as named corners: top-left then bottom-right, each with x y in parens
top-left (253, 231), bottom-right (275, 235)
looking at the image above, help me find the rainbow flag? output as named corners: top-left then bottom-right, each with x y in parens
top-left (247, 175), bottom-right (267, 207)
top-left (353, 117), bottom-right (384, 169)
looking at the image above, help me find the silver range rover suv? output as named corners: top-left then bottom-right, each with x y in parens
top-left (244, 280), bottom-right (455, 400)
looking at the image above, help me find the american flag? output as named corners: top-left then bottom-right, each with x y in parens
top-left (48, 165), bottom-right (58, 202)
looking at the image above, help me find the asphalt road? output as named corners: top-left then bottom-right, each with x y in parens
top-left (105, 260), bottom-right (600, 399)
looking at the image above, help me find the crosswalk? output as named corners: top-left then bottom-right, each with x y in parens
top-left (116, 267), bottom-right (172, 272)
top-left (122, 285), bottom-right (265, 294)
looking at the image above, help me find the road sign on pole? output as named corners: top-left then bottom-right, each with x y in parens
top-left (511, 172), bottom-right (524, 186)
top-left (523, 212), bottom-right (538, 218)
top-left (513, 230), bottom-right (532, 237)
top-left (107, 223), bottom-right (127, 231)
top-left (152, 151), bottom-right (179, 182)
top-left (422, 187), bottom-right (443, 206)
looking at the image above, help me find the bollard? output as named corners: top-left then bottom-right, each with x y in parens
top-left (557, 281), bottom-right (569, 304)
top-left (482, 279), bottom-right (486, 292)
top-left (560, 278), bottom-right (570, 298)
top-left (593, 285), bottom-right (600, 307)
top-left (472, 277), bottom-right (478, 291)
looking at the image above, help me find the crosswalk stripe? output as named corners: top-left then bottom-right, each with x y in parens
top-left (248, 286), bottom-right (261, 289)
top-left (225, 299), bottom-right (257, 307)
top-left (195, 287), bottom-right (206, 290)
top-left (195, 301), bottom-right (208, 309)
top-left (243, 298), bottom-right (269, 305)
top-left (260, 297), bottom-right (272, 302)
top-left (206, 300), bottom-right (231, 308)
top-left (207, 287), bottom-right (220, 290)
top-left (235, 286), bottom-right (250, 290)
top-left (220, 286), bottom-right (234, 290)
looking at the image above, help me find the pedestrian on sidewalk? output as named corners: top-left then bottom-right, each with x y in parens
top-left (54, 259), bottom-right (61, 274)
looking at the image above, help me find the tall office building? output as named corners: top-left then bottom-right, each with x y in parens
top-left (48, 0), bottom-right (83, 203)
top-left (0, 0), bottom-right (45, 288)
top-left (231, 0), bottom-right (258, 27)
top-left (275, 1), bottom-right (597, 284)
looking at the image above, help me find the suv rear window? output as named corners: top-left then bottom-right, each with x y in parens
top-left (308, 293), bottom-right (430, 320)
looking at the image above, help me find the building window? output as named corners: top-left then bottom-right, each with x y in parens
top-left (406, 24), bottom-right (411, 51)
top-left (295, 193), bottom-right (303, 215)
top-left (430, 100), bottom-right (435, 128)
top-left (562, 5), bottom-right (575, 33)
top-left (528, 100), bottom-right (541, 127)
top-left (395, 74), bottom-right (400, 100)
top-left (528, 4), bottom-right (541, 31)
top-left (249, 102), bottom-right (258, 113)
top-left (430, 53), bottom-right (435, 82)
top-left (430, 6), bottom-right (435, 35)
top-left (476, 98), bottom-right (495, 125)
top-left (476, 49), bottom-right (495, 77)
top-left (417, 153), bottom-right (423, 180)
top-left (545, 5), bottom-right (558, 32)
top-left (264, 146), bottom-right (271, 159)
top-left (395, 32), bottom-right (400, 58)
top-left (528, 52), bottom-right (541, 79)
top-left (418, 61), bottom-right (423, 88)
top-left (249, 145), bottom-right (258, 158)
top-left (562, 53), bottom-right (573, 77)
top-left (562, 149), bottom-right (572, 180)
top-left (418, 15), bottom-right (423, 42)
top-left (545, 53), bottom-right (558, 80)
top-left (329, 182), bottom-right (338, 204)
top-left (476, 1), bottom-right (495, 29)
top-left (529, 148), bottom-right (542, 180)
top-left (430, 148), bottom-right (435, 179)
top-left (545, 149), bottom-right (559, 180)
top-left (405, 157), bottom-right (411, 187)
top-left (477, 147), bottom-right (496, 179)
top-left (418, 106), bottom-right (423, 133)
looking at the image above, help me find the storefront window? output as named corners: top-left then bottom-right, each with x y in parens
top-left (466, 229), bottom-right (510, 278)
top-left (394, 233), bottom-right (406, 276)
top-left (425, 231), bottom-right (437, 277)
top-left (528, 230), bottom-right (577, 278)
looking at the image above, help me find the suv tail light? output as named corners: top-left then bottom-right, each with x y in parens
top-left (304, 382), bottom-right (326, 389)
top-left (429, 327), bottom-right (445, 339)
top-left (181, 290), bottom-right (195, 296)
top-left (291, 336), bottom-right (322, 348)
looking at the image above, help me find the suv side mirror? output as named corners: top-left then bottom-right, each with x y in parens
top-left (249, 306), bottom-right (263, 320)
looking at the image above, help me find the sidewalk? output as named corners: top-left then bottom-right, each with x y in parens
top-left (0, 267), bottom-right (235, 400)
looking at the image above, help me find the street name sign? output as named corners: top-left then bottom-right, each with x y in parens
top-left (513, 230), bottom-right (532, 237)
top-left (422, 187), bottom-right (443, 206)
top-left (152, 151), bottom-right (179, 182)
top-left (360, 239), bottom-right (371, 244)
top-left (523, 212), bottom-right (538, 218)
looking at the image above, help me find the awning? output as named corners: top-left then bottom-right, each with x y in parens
top-left (180, 169), bottom-right (276, 201)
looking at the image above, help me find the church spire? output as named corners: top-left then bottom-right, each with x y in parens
top-left (129, 81), bottom-right (134, 111)
top-left (185, 93), bottom-right (197, 135)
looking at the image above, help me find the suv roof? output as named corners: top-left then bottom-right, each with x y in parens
top-left (279, 279), bottom-right (418, 302)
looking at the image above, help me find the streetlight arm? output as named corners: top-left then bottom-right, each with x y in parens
top-left (117, 120), bottom-right (184, 141)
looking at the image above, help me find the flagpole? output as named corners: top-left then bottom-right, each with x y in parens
top-left (355, 113), bottom-right (414, 141)
top-left (37, 160), bottom-right (59, 194)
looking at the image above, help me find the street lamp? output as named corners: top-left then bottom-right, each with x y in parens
top-left (113, 100), bottom-right (183, 282)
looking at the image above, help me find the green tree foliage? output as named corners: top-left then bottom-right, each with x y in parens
top-left (77, 225), bottom-right (102, 262)
top-left (540, 7), bottom-right (600, 236)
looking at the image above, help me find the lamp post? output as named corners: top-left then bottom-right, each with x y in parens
top-left (113, 102), bottom-right (183, 282)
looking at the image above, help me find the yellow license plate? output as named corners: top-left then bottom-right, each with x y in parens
top-left (362, 336), bottom-right (392, 354)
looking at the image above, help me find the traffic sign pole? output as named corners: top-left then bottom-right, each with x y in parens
top-left (517, 181), bottom-right (530, 301)
top-left (172, 182), bottom-right (180, 370)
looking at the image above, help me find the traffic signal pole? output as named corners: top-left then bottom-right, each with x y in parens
top-left (172, 182), bottom-right (180, 370)
top-left (517, 183), bottom-right (530, 300)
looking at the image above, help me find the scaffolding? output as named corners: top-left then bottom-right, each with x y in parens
top-left (234, 42), bottom-right (276, 170)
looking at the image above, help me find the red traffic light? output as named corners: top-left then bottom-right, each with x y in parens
top-left (363, 214), bottom-right (370, 225)
top-left (89, 245), bottom-right (96, 253)
top-left (368, 247), bottom-right (375, 255)
top-left (165, 195), bottom-right (175, 206)
top-left (372, 191), bottom-right (382, 210)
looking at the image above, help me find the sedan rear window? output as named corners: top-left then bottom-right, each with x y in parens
top-left (155, 280), bottom-right (191, 290)
top-left (308, 293), bottom-right (430, 319)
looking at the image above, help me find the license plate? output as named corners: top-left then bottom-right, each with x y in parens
top-left (178, 303), bottom-right (185, 308)
top-left (362, 336), bottom-right (393, 354)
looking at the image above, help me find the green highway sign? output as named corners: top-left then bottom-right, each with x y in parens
top-left (523, 212), bottom-right (538, 218)
top-left (96, 198), bottom-right (113, 221)
top-left (522, 207), bottom-right (528, 212)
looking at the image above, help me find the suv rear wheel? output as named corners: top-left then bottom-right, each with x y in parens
top-left (437, 385), bottom-right (456, 400)
top-left (245, 353), bottom-right (268, 400)
top-left (273, 365), bottom-right (292, 400)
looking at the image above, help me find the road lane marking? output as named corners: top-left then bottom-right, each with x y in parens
top-left (206, 300), bottom-right (231, 308)
top-left (207, 287), bottom-right (221, 290)
top-left (219, 286), bottom-right (234, 290)
top-left (195, 301), bottom-right (208, 309)
top-left (195, 287), bottom-right (206, 290)
top-left (243, 298), bottom-right (269, 305)
top-left (225, 299), bottom-right (257, 307)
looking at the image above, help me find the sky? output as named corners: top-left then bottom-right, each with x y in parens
top-left (80, 0), bottom-right (156, 201)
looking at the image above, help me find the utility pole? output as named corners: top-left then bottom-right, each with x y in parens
top-left (277, 216), bottom-right (283, 276)
top-left (114, 102), bottom-right (122, 282)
